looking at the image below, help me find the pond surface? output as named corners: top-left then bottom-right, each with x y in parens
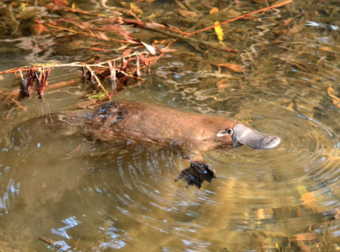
top-left (0, 0), bottom-right (340, 251)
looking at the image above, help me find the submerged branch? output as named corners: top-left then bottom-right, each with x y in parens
top-left (0, 51), bottom-right (151, 75)
top-left (184, 0), bottom-right (294, 38)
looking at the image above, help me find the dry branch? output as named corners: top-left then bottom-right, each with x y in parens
top-left (184, 0), bottom-right (294, 38)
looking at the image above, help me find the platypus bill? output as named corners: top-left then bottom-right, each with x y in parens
top-left (80, 101), bottom-right (281, 188)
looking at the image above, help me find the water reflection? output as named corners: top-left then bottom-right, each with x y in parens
top-left (1, 98), bottom-right (340, 250)
top-left (1, 0), bottom-right (340, 251)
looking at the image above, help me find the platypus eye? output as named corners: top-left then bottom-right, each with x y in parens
top-left (216, 129), bottom-right (233, 137)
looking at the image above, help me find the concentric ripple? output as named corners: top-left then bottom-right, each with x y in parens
top-left (2, 77), bottom-right (340, 251)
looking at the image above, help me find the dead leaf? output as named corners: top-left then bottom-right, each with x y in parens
top-left (209, 7), bottom-right (219, 15)
top-left (327, 85), bottom-right (340, 107)
top-left (286, 102), bottom-right (294, 112)
top-left (140, 55), bottom-right (157, 66)
top-left (123, 48), bottom-right (132, 56)
top-left (320, 46), bottom-right (332, 52)
top-left (216, 79), bottom-right (228, 90)
top-left (52, 0), bottom-right (69, 6)
top-left (89, 47), bottom-right (109, 52)
top-left (215, 63), bottom-right (244, 72)
top-left (157, 47), bottom-right (177, 53)
top-left (130, 3), bottom-right (143, 15)
top-left (334, 208), bottom-right (340, 220)
top-left (300, 192), bottom-right (316, 205)
top-left (295, 232), bottom-right (317, 241)
top-left (30, 24), bottom-right (47, 35)
top-left (100, 25), bottom-right (132, 40)
top-left (141, 41), bottom-right (156, 55)
top-left (177, 9), bottom-right (199, 18)
top-left (288, 22), bottom-right (305, 35)
top-left (96, 32), bottom-right (109, 41)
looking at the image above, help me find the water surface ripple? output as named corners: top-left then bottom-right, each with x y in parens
top-left (1, 0), bottom-right (340, 251)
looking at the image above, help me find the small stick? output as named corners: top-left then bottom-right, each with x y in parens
top-left (108, 61), bottom-right (117, 90)
top-left (39, 237), bottom-right (72, 251)
top-left (46, 23), bottom-right (127, 43)
top-left (85, 65), bottom-right (107, 93)
top-left (184, 0), bottom-right (293, 37)
top-left (10, 98), bottom-right (31, 115)
top-left (0, 51), bottom-right (151, 75)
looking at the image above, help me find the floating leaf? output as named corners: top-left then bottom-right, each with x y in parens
top-left (89, 47), bottom-right (109, 52)
top-left (96, 32), bottom-right (109, 41)
top-left (327, 85), bottom-right (340, 108)
top-left (88, 92), bottom-right (106, 100)
top-left (177, 2), bottom-right (187, 10)
top-left (123, 48), bottom-right (133, 56)
top-left (297, 185), bottom-right (308, 195)
top-left (21, 3), bottom-right (26, 11)
top-left (130, 3), bottom-right (143, 15)
top-left (177, 9), bottom-right (199, 18)
top-left (209, 7), bottom-right (219, 15)
top-left (295, 233), bottom-right (317, 241)
top-left (157, 47), bottom-right (177, 53)
top-left (214, 21), bottom-right (224, 43)
top-left (216, 79), bottom-right (228, 90)
top-left (101, 25), bottom-right (132, 40)
top-left (215, 63), bottom-right (244, 72)
top-left (141, 41), bottom-right (156, 55)
top-left (300, 192), bottom-right (316, 205)
top-left (52, 0), bottom-right (69, 6)
top-left (30, 24), bottom-right (47, 36)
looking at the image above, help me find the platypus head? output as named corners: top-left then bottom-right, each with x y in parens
top-left (217, 123), bottom-right (281, 149)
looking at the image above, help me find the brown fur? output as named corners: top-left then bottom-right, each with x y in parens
top-left (82, 101), bottom-right (240, 188)
top-left (86, 101), bottom-right (238, 153)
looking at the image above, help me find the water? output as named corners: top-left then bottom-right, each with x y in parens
top-left (0, 0), bottom-right (340, 251)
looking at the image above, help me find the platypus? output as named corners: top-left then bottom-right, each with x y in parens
top-left (62, 101), bottom-right (280, 188)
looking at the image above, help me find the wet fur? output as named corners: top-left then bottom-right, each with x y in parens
top-left (82, 101), bottom-right (239, 188)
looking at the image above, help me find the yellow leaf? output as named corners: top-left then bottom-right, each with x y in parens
top-left (214, 21), bottom-right (223, 43)
top-left (297, 185), bottom-right (308, 195)
top-left (210, 7), bottom-right (219, 15)
top-left (21, 3), bottom-right (26, 11)
top-left (286, 102), bottom-right (294, 112)
top-left (72, 3), bottom-right (75, 9)
top-left (177, 2), bottom-right (187, 10)
top-left (130, 3), bottom-right (143, 15)
top-left (300, 193), bottom-right (316, 205)
top-left (147, 13), bottom-right (156, 19)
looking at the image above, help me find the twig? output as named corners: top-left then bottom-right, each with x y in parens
top-left (328, 85), bottom-right (340, 107)
top-left (39, 237), bottom-right (72, 252)
top-left (46, 23), bottom-right (128, 43)
top-left (0, 51), bottom-right (151, 75)
top-left (144, 27), bottom-right (237, 53)
top-left (184, 0), bottom-right (294, 37)
top-left (85, 65), bottom-right (107, 93)
top-left (10, 98), bottom-right (31, 115)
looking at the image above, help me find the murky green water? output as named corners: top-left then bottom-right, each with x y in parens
top-left (1, 0), bottom-right (340, 251)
